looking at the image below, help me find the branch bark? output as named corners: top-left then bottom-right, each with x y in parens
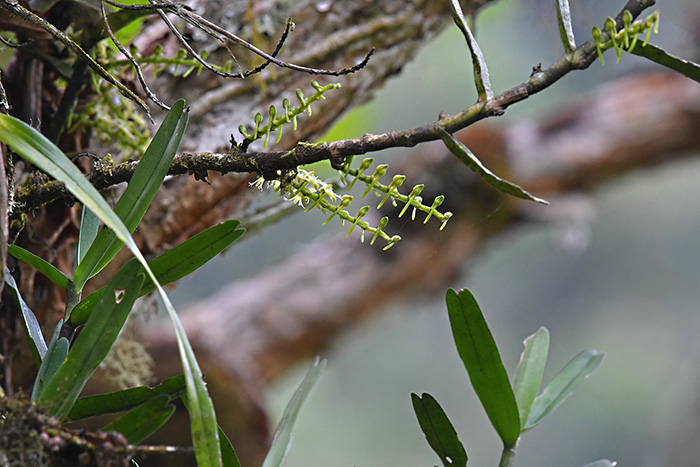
top-left (11, 0), bottom-right (660, 217)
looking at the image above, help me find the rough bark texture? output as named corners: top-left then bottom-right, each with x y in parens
top-left (143, 71), bottom-right (700, 465)
top-left (131, 0), bottom-right (492, 253)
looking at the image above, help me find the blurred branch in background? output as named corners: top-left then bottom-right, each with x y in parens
top-left (143, 71), bottom-right (700, 465)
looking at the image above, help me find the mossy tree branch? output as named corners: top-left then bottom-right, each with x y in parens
top-left (10, 0), bottom-right (660, 221)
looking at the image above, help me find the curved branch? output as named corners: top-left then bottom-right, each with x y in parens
top-left (0, 0), bottom-right (152, 118)
top-left (10, 0), bottom-right (658, 218)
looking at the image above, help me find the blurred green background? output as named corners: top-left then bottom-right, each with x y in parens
top-left (173, 0), bottom-right (700, 465)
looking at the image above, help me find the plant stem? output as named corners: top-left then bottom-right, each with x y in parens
top-left (499, 444), bottom-right (517, 467)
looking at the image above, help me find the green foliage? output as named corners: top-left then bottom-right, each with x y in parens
top-left (0, 106), bottom-right (237, 466)
top-left (446, 288), bottom-right (521, 448)
top-left (72, 99), bottom-right (189, 292)
top-left (262, 358), bottom-right (326, 467)
top-left (411, 392), bottom-right (468, 467)
top-left (3, 270), bottom-right (47, 367)
top-left (413, 289), bottom-right (606, 466)
top-left (31, 321), bottom-right (69, 402)
top-left (69, 219), bottom-right (245, 326)
top-left (439, 128), bottom-right (547, 205)
top-left (35, 260), bottom-right (145, 419)
top-left (8, 1), bottom-right (694, 464)
top-left (556, 0), bottom-right (576, 52)
top-left (512, 327), bottom-right (549, 430)
top-left (8, 244), bottom-right (71, 289)
top-left (524, 349), bottom-right (604, 430)
top-left (101, 394), bottom-right (176, 444)
top-left (68, 375), bottom-right (186, 421)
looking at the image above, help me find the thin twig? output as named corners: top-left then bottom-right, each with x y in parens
top-left (105, 0), bottom-right (192, 11)
top-left (9, 0), bottom-right (662, 217)
top-left (242, 17), bottom-right (295, 78)
top-left (150, 0), bottom-right (246, 79)
top-left (0, 0), bottom-right (152, 120)
top-left (169, 4), bottom-right (374, 76)
top-left (100, 0), bottom-right (171, 110)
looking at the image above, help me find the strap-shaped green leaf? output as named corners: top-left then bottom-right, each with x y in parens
top-left (220, 426), bottom-right (242, 467)
top-left (142, 220), bottom-right (244, 295)
top-left (262, 357), bottom-right (326, 467)
top-left (411, 392), bottom-right (468, 467)
top-left (513, 327), bottom-right (549, 430)
top-left (524, 349), bottom-right (604, 430)
top-left (629, 42), bottom-right (700, 83)
top-left (72, 99), bottom-right (189, 290)
top-left (446, 288), bottom-right (521, 448)
top-left (31, 321), bottom-right (66, 401)
top-left (447, 0), bottom-right (493, 101)
top-left (438, 128), bottom-right (548, 205)
top-left (4, 268), bottom-right (47, 367)
top-left (0, 104), bottom-right (221, 466)
top-left (557, 0), bottom-right (576, 51)
top-left (36, 260), bottom-right (145, 418)
top-left (68, 374), bottom-right (186, 421)
top-left (0, 112), bottom-right (151, 266)
top-left (76, 205), bottom-right (100, 272)
top-left (101, 394), bottom-right (175, 444)
top-left (8, 244), bottom-right (71, 290)
top-left (69, 220), bottom-right (245, 326)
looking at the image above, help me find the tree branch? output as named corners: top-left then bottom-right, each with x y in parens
top-left (10, 0), bottom-right (658, 218)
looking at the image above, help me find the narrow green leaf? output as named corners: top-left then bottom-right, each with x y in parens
top-left (525, 349), bottom-right (604, 430)
top-left (4, 268), bottom-right (47, 366)
top-left (628, 42), bottom-right (700, 83)
top-left (556, 0), bottom-right (576, 52)
top-left (142, 220), bottom-right (244, 296)
top-left (262, 357), bottom-right (326, 467)
top-left (68, 374), bottom-right (186, 421)
top-left (581, 460), bottom-right (617, 467)
top-left (411, 392), bottom-right (468, 467)
top-left (219, 426), bottom-right (242, 467)
top-left (0, 104), bottom-right (221, 465)
top-left (446, 288), bottom-right (520, 448)
top-left (101, 394), bottom-right (175, 444)
top-left (76, 205), bottom-right (100, 271)
top-left (438, 128), bottom-right (548, 205)
top-left (31, 321), bottom-right (67, 401)
top-left (447, 0), bottom-right (493, 101)
top-left (8, 244), bottom-right (71, 289)
top-left (513, 327), bottom-right (549, 430)
top-left (73, 99), bottom-right (189, 290)
top-left (0, 110), bottom-right (164, 297)
top-left (37, 260), bottom-right (145, 418)
top-left (178, 319), bottom-right (221, 467)
top-left (69, 220), bottom-right (245, 326)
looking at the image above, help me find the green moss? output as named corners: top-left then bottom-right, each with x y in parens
top-left (0, 393), bottom-right (49, 466)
